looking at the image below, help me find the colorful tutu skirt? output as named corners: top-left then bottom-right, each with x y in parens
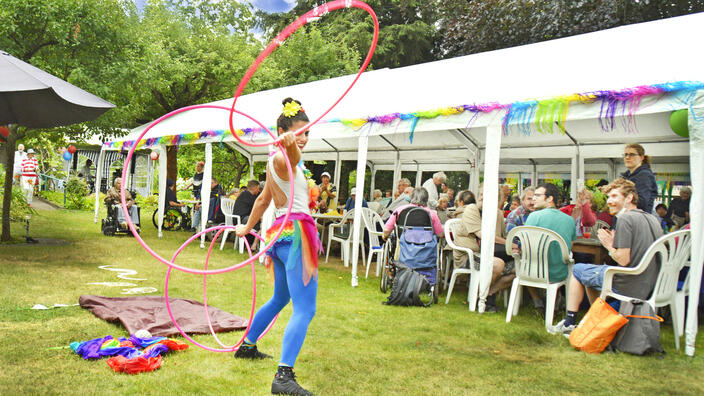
top-left (264, 212), bottom-right (322, 286)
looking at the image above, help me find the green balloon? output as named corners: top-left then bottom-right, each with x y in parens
top-left (669, 109), bottom-right (689, 138)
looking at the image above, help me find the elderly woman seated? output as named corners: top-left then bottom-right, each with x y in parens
top-left (452, 185), bottom-right (515, 313)
top-left (383, 187), bottom-right (444, 240)
top-left (104, 178), bottom-right (140, 231)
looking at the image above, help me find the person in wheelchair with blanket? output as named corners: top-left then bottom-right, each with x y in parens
top-left (382, 188), bottom-right (444, 305)
top-left (103, 177), bottom-right (140, 234)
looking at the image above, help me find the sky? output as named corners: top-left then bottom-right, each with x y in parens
top-left (135, 0), bottom-right (297, 14)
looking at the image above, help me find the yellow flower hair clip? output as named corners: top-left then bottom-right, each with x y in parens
top-left (282, 101), bottom-right (302, 118)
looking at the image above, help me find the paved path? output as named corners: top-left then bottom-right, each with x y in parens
top-left (30, 197), bottom-right (58, 211)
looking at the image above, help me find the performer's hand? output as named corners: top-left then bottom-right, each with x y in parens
top-left (235, 224), bottom-right (251, 238)
top-left (280, 131), bottom-right (296, 149)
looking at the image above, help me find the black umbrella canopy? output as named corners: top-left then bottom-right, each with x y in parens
top-left (0, 50), bottom-right (115, 128)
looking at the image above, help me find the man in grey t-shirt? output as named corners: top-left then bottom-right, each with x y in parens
top-left (552, 178), bottom-right (663, 335)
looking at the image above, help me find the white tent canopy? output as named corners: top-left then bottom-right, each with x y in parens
top-left (104, 12), bottom-right (702, 354)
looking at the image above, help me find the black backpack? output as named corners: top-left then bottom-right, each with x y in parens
top-left (384, 261), bottom-right (432, 307)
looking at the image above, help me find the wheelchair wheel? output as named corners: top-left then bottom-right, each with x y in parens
top-left (152, 208), bottom-right (183, 231)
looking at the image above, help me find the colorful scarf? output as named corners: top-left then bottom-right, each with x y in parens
top-left (70, 334), bottom-right (188, 374)
top-left (264, 212), bottom-right (322, 286)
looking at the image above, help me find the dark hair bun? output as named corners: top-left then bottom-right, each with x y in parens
top-left (282, 97), bottom-right (301, 106)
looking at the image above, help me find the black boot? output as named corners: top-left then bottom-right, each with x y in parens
top-left (485, 294), bottom-right (498, 313)
top-left (234, 344), bottom-right (272, 360)
top-left (271, 366), bottom-right (313, 396)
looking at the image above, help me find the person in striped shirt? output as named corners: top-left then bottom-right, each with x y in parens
top-left (20, 149), bottom-right (38, 205)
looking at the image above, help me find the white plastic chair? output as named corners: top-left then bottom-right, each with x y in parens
top-left (505, 226), bottom-right (574, 331)
top-left (600, 229), bottom-right (691, 349)
top-left (219, 198), bottom-right (241, 251)
top-left (361, 208), bottom-right (386, 278)
top-left (444, 219), bottom-right (480, 310)
top-left (326, 209), bottom-right (365, 267)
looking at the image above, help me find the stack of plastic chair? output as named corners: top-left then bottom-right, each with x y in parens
top-left (219, 197), bottom-right (241, 251)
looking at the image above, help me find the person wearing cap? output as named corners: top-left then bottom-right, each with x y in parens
top-left (19, 148), bottom-right (38, 204)
top-left (318, 171), bottom-right (337, 211)
top-left (344, 187), bottom-right (368, 211)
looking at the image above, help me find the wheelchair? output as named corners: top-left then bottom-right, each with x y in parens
top-left (101, 202), bottom-right (141, 236)
top-left (152, 205), bottom-right (192, 231)
top-left (380, 206), bottom-right (440, 305)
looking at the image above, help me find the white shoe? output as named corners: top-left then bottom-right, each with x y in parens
top-left (550, 319), bottom-right (576, 338)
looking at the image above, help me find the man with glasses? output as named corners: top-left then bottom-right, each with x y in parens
top-left (525, 183), bottom-right (577, 287)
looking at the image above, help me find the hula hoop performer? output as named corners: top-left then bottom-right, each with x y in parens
top-left (235, 97), bottom-right (322, 396)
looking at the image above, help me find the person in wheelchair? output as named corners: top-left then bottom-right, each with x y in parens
top-left (382, 187), bottom-right (444, 241)
top-left (104, 177), bottom-right (140, 232)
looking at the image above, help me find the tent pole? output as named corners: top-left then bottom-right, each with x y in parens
top-left (93, 146), bottom-right (106, 223)
top-left (350, 131), bottom-right (369, 287)
top-left (570, 155), bottom-right (578, 203)
top-left (685, 93), bottom-right (703, 356)
top-left (369, 164), bottom-right (376, 200)
top-left (334, 152), bottom-right (342, 208)
top-left (157, 145), bottom-right (167, 238)
top-left (415, 164), bottom-right (422, 188)
top-left (200, 143), bottom-right (213, 248)
top-left (248, 154), bottom-right (254, 181)
top-left (392, 151), bottom-right (401, 196)
top-left (477, 117), bottom-right (502, 313)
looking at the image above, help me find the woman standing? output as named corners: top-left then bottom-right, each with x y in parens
top-left (235, 98), bottom-right (321, 396)
top-left (621, 143), bottom-right (658, 213)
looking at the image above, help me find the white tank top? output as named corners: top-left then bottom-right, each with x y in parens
top-left (268, 154), bottom-right (310, 217)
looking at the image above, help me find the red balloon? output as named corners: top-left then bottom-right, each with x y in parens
top-left (150, 151), bottom-right (159, 161)
top-left (0, 126), bottom-right (9, 139)
top-left (67, 145), bottom-right (77, 154)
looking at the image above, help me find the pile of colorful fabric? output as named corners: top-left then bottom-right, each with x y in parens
top-left (70, 334), bottom-right (188, 374)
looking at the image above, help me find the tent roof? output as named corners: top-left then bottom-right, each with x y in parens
top-left (108, 12), bottom-right (704, 168)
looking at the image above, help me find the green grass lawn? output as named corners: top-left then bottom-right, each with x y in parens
top-left (1, 207), bottom-right (703, 395)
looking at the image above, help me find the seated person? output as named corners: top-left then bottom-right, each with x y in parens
top-left (452, 185), bottom-right (515, 313)
top-left (655, 203), bottom-right (674, 233)
top-left (559, 188), bottom-right (596, 237)
top-left (667, 187), bottom-right (690, 228)
top-left (234, 180), bottom-right (262, 248)
top-left (318, 171), bottom-right (337, 211)
top-left (383, 187), bottom-right (444, 240)
top-left (524, 183), bottom-right (576, 284)
top-left (505, 187), bottom-right (535, 234)
top-left (344, 187), bottom-right (368, 211)
top-left (192, 177), bottom-right (224, 231)
top-left (105, 177), bottom-right (140, 231)
top-left (450, 190), bottom-right (475, 219)
top-left (382, 185), bottom-right (414, 221)
top-left (553, 178), bottom-right (663, 335)
top-left (165, 178), bottom-right (186, 209)
top-left (504, 195), bottom-right (521, 218)
top-left (436, 193), bottom-right (450, 224)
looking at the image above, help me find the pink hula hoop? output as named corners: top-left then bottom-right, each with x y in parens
top-left (118, 0), bottom-right (378, 352)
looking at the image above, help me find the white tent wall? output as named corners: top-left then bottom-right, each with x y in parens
top-left (685, 91), bottom-right (703, 356)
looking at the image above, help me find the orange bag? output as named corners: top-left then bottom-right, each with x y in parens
top-left (569, 298), bottom-right (628, 354)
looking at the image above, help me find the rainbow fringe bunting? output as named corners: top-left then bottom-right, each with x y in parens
top-left (106, 80), bottom-right (704, 149)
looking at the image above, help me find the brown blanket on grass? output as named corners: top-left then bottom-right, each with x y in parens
top-left (79, 295), bottom-right (248, 337)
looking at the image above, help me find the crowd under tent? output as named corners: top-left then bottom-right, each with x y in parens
top-left (104, 13), bottom-right (703, 355)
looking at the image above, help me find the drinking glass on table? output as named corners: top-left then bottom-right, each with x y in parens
top-left (581, 226), bottom-right (592, 239)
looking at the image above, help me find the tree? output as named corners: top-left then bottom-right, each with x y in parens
top-left (255, 0), bottom-right (440, 69)
top-left (0, 0), bottom-right (134, 241)
top-left (437, 0), bottom-right (704, 58)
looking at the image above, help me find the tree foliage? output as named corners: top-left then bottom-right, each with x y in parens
top-left (437, 0), bottom-right (704, 58)
top-left (255, 0), bottom-right (439, 69)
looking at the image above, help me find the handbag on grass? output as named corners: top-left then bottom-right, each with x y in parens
top-left (611, 299), bottom-right (664, 355)
top-left (569, 298), bottom-right (628, 354)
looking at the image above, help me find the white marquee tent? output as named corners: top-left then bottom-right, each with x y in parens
top-left (101, 12), bottom-right (703, 354)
